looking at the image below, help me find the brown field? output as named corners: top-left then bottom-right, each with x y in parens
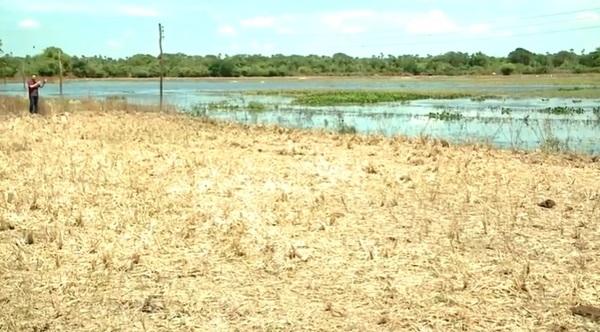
top-left (0, 100), bottom-right (599, 331)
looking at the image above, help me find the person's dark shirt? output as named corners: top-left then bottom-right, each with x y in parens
top-left (28, 79), bottom-right (40, 97)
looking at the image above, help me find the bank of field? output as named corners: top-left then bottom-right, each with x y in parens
top-left (0, 109), bottom-right (599, 331)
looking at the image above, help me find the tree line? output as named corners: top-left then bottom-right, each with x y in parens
top-left (1, 45), bottom-right (599, 79)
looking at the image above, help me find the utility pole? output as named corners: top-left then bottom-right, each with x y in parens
top-left (22, 60), bottom-right (26, 97)
top-left (158, 23), bottom-right (165, 111)
top-left (58, 49), bottom-right (63, 96)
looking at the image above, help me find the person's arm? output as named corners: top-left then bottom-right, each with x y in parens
top-left (41, 79), bottom-right (47, 88)
top-left (28, 81), bottom-right (41, 88)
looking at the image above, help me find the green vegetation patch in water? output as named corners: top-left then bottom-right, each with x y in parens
top-left (204, 101), bottom-right (269, 112)
top-left (206, 101), bottom-right (240, 111)
top-left (253, 90), bottom-right (472, 106)
top-left (428, 111), bottom-right (464, 121)
top-left (537, 106), bottom-right (585, 115)
top-left (470, 95), bottom-right (502, 102)
top-left (293, 91), bottom-right (471, 106)
top-left (247, 101), bottom-right (268, 112)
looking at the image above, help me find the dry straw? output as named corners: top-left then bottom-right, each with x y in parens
top-left (0, 97), bottom-right (599, 331)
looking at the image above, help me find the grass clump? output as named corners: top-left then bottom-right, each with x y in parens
top-left (592, 107), bottom-right (600, 122)
top-left (428, 111), bottom-right (464, 121)
top-left (558, 87), bottom-right (584, 92)
top-left (337, 123), bottom-right (357, 134)
top-left (247, 101), bottom-right (267, 112)
top-left (201, 101), bottom-right (267, 113)
top-left (540, 137), bottom-right (564, 153)
top-left (538, 106), bottom-right (585, 115)
top-left (471, 95), bottom-right (501, 102)
top-left (206, 101), bottom-right (240, 111)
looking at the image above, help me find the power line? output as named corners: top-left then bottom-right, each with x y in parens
top-left (520, 6), bottom-right (600, 20)
top-left (292, 6), bottom-right (600, 41)
top-left (355, 25), bottom-right (600, 48)
top-left (341, 15), bottom-right (595, 40)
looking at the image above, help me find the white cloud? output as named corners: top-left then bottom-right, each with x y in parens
top-left (15, 1), bottom-right (159, 17)
top-left (218, 25), bottom-right (238, 37)
top-left (237, 15), bottom-right (296, 35)
top-left (22, 1), bottom-right (92, 13)
top-left (576, 11), bottom-right (600, 22)
top-left (321, 10), bottom-right (375, 34)
top-left (231, 10), bottom-right (499, 48)
top-left (18, 18), bottom-right (40, 29)
top-left (241, 16), bottom-right (276, 28)
top-left (405, 10), bottom-right (458, 35)
top-left (117, 4), bottom-right (159, 17)
top-left (317, 9), bottom-right (486, 36)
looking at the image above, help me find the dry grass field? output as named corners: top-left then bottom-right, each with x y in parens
top-left (0, 98), bottom-right (599, 331)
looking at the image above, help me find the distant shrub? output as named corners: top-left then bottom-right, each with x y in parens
top-left (500, 64), bottom-right (516, 76)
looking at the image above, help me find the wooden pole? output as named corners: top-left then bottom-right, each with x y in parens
top-left (22, 60), bottom-right (26, 97)
top-left (158, 23), bottom-right (164, 111)
top-left (58, 49), bottom-right (63, 96)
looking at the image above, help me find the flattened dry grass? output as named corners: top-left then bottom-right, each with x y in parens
top-left (0, 107), bottom-right (599, 331)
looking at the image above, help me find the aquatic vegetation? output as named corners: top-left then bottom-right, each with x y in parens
top-left (206, 101), bottom-right (240, 111)
top-left (202, 101), bottom-right (268, 112)
top-left (471, 95), bottom-right (501, 102)
top-left (537, 106), bottom-right (585, 115)
top-left (337, 123), bottom-right (357, 134)
top-left (540, 137), bottom-right (564, 153)
top-left (428, 111), bottom-right (464, 121)
top-left (247, 101), bottom-right (267, 112)
top-left (189, 104), bottom-right (207, 117)
top-left (286, 91), bottom-right (471, 106)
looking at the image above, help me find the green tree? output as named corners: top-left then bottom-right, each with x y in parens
top-left (508, 48), bottom-right (535, 66)
top-left (552, 50), bottom-right (577, 67)
top-left (469, 52), bottom-right (489, 67)
top-left (1, 43), bottom-right (596, 78)
top-left (580, 47), bottom-right (600, 67)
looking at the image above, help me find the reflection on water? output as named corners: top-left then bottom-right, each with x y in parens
top-left (1, 79), bottom-right (598, 154)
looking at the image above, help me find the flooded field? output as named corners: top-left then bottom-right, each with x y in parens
top-left (1, 77), bottom-right (599, 154)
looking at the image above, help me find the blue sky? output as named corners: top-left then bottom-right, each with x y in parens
top-left (1, 0), bottom-right (599, 58)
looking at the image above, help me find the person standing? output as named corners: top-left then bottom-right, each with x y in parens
top-left (27, 75), bottom-right (47, 114)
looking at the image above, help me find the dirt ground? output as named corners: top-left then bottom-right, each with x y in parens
top-left (0, 110), bottom-right (599, 331)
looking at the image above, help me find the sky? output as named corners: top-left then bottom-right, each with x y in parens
top-left (1, 0), bottom-right (599, 58)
